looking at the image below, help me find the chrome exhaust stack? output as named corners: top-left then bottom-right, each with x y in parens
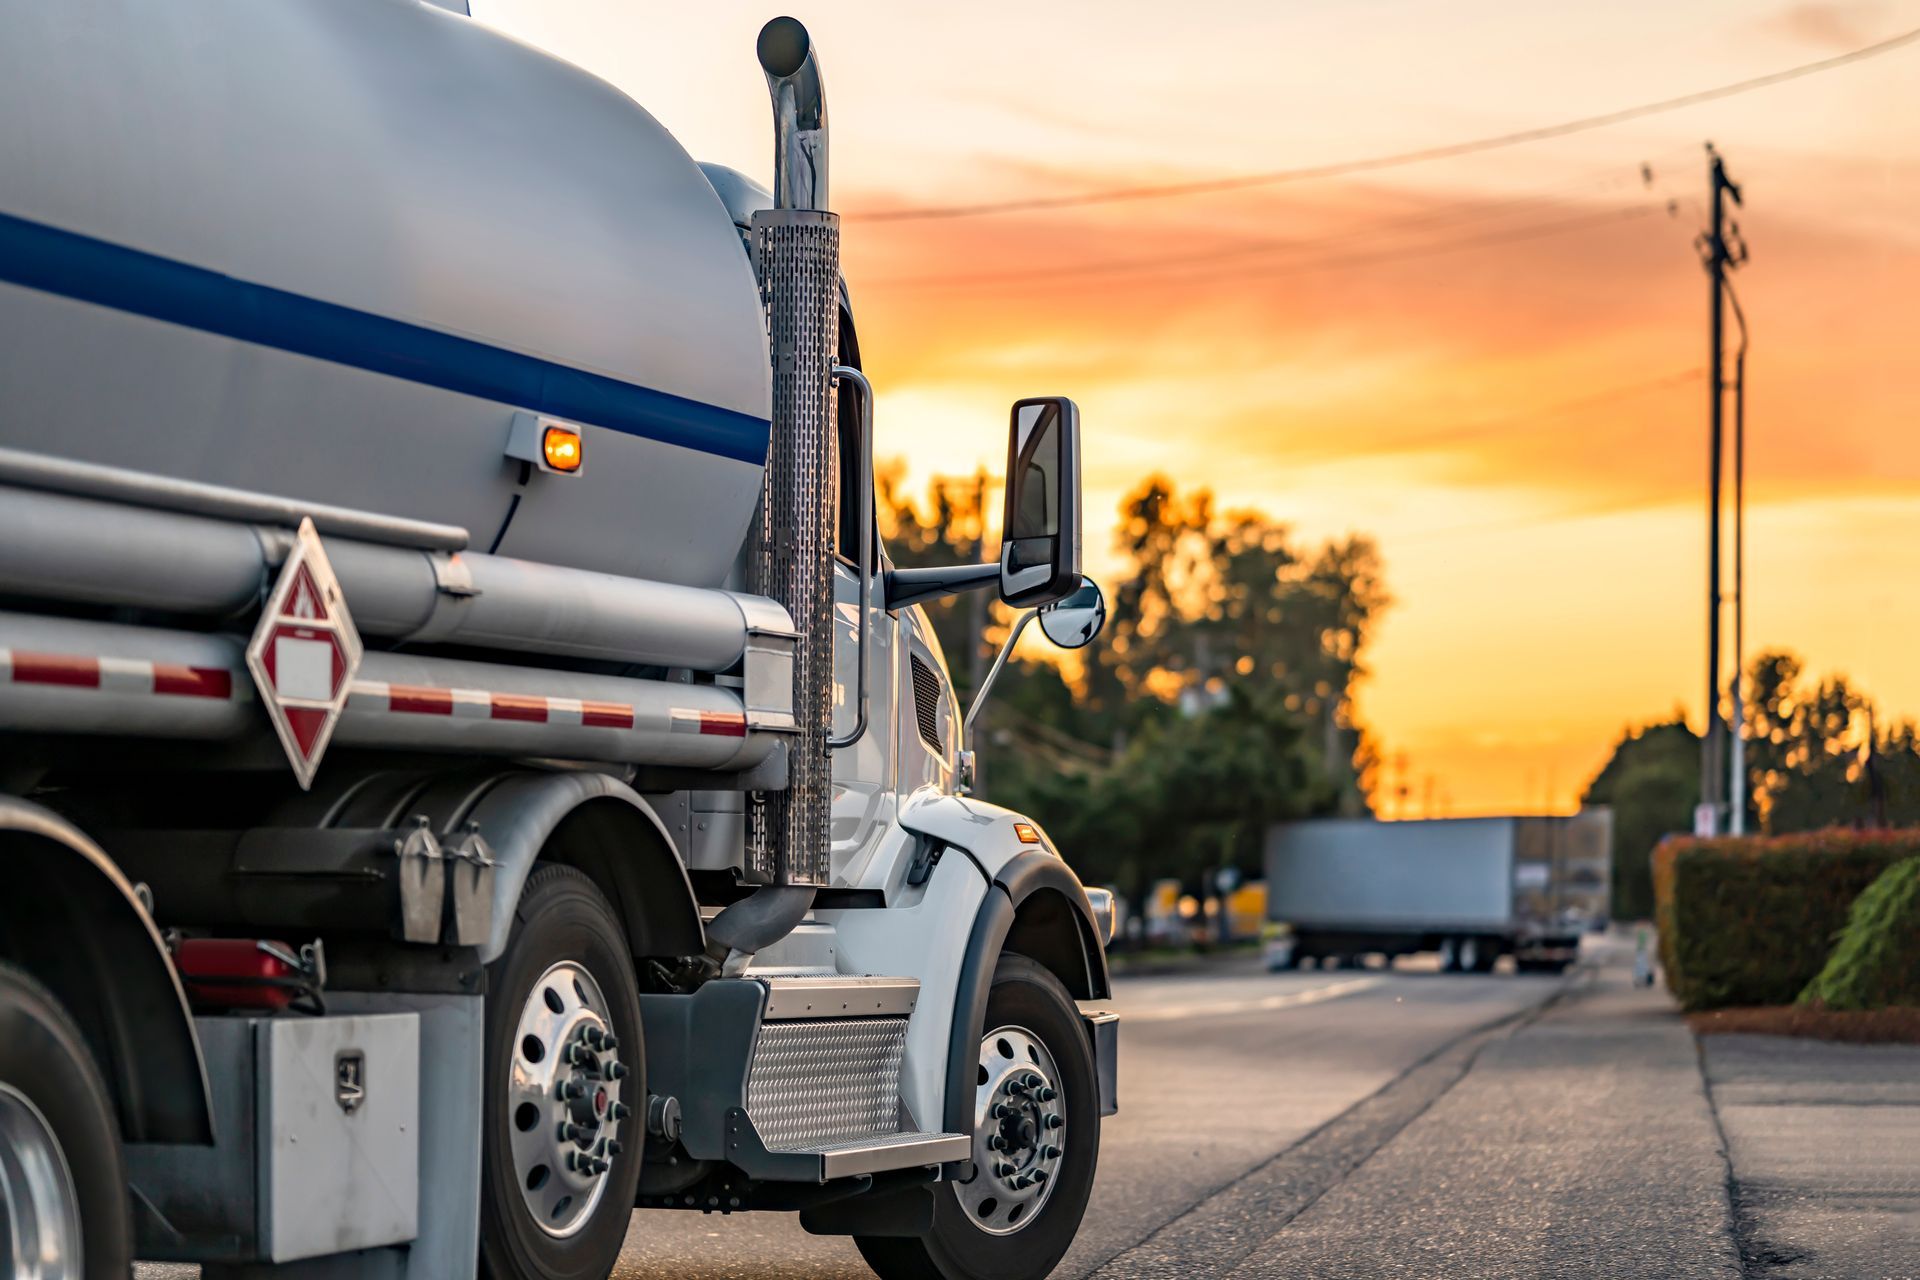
top-left (721, 18), bottom-right (837, 966)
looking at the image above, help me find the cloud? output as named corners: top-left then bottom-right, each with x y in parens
top-left (1767, 2), bottom-right (1891, 50)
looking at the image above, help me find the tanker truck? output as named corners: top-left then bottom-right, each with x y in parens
top-left (0, 6), bottom-right (1120, 1279)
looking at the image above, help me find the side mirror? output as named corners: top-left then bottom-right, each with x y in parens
top-left (963, 576), bottom-right (1106, 750)
top-left (1000, 396), bottom-right (1082, 608)
top-left (1038, 577), bottom-right (1106, 650)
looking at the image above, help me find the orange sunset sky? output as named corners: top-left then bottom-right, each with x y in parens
top-left (476, 0), bottom-right (1920, 816)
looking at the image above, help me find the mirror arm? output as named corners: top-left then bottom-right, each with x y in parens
top-left (827, 364), bottom-right (873, 751)
top-left (963, 608), bottom-right (1035, 745)
top-left (883, 562), bottom-right (999, 610)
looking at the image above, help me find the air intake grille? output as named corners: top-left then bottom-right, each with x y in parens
top-left (909, 654), bottom-right (945, 754)
top-left (747, 1017), bottom-right (909, 1151)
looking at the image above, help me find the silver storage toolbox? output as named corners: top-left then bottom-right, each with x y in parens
top-left (126, 1012), bottom-right (420, 1263)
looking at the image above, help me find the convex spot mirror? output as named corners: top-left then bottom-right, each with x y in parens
top-left (1039, 577), bottom-right (1106, 650)
top-left (1000, 396), bottom-right (1082, 608)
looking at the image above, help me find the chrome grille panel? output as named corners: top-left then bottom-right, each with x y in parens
top-left (746, 1016), bottom-right (907, 1152)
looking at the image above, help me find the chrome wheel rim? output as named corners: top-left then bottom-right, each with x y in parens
top-left (1459, 937), bottom-right (1480, 971)
top-left (0, 1083), bottom-right (82, 1280)
top-left (507, 961), bottom-right (630, 1238)
top-left (956, 1024), bottom-right (1065, 1236)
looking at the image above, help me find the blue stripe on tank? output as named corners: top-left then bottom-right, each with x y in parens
top-left (0, 208), bottom-right (771, 465)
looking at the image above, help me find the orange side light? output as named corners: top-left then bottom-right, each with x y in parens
top-left (542, 425), bottom-right (583, 473)
top-left (1013, 822), bottom-right (1041, 844)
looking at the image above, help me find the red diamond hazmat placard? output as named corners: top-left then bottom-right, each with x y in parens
top-left (245, 518), bottom-right (363, 788)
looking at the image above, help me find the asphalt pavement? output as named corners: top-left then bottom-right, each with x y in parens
top-left (611, 954), bottom-right (1570, 1278)
top-left (1704, 1033), bottom-right (1920, 1278)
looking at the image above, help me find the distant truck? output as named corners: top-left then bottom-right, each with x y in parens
top-left (1263, 813), bottom-right (1612, 973)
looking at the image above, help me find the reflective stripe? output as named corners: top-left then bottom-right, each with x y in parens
top-left (0, 648), bottom-right (238, 700)
top-left (351, 679), bottom-right (639, 730)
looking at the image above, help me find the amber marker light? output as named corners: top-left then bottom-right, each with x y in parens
top-left (1013, 822), bottom-right (1041, 844)
top-left (541, 425), bottom-right (583, 473)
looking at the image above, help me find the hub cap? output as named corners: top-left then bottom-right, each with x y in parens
top-left (507, 961), bottom-right (629, 1238)
top-left (957, 1025), bottom-right (1065, 1236)
top-left (0, 1083), bottom-right (81, 1280)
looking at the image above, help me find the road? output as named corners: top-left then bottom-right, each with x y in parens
top-left (611, 954), bottom-right (1571, 1279)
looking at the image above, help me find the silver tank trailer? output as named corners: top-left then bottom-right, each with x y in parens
top-left (0, 0), bottom-right (772, 588)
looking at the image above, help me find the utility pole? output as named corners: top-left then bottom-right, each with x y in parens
top-left (1726, 276), bottom-right (1749, 833)
top-left (1698, 143), bottom-right (1742, 836)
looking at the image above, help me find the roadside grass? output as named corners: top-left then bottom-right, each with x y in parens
top-left (1688, 1005), bottom-right (1920, 1044)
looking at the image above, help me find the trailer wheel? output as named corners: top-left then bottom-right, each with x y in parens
top-left (0, 960), bottom-right (130, 1279)
top-left (1437, 937), bottom-right (1461, 973)
top-left (856, 955), bottom-right (1097, 1280)
top-left (480, 866), bottom-right (644, 1280)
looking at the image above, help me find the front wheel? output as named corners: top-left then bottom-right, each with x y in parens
top-left (856, 955), bottom-right (1099, 1280)
top-left (0, 960), bottom-right (131, 1280)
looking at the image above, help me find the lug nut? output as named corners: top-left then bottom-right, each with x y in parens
top-left (606, 1140), bottom-right (623, 1156)
top-left (592, 1157), bottom-right (611, 1175)
top-left (609, 1101), bottom-right (632, 1121)
top-left (985, 1135), bottom-right (1005, 1151)
top-left (993, 1161), bottom-right (1015, 1178)
top-left (605, 1061), bottom-right (629, 1081)
top-left (558, 1079), bottom-right (584, 1100)
top-left (1042, 1145), bottom-right (1061, 1160)
top-left (1037, 1086), bottom-right (1058, 1102)
top-left (991, 1103), bottom-right (1014, 1119)
top-left (1044, 1114), bottom-right (1064, 1130)
top-left (1031, 1167), bottom-right (1049, 1183)
top-left (560, 1122), bottom-right (591, 1142)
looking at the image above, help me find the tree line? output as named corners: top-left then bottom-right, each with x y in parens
top-left (880, 464), bottom-right (1387, 903)
top-left (1585, 650), bottom-right (1920, 918)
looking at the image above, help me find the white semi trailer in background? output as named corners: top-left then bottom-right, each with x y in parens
top-left (1264, 814), bottom-right (1612, 974)
top-left (0, 6), bottom-right (1118, 1279)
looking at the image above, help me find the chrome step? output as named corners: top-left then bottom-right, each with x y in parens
top-left (802, 1130), bottom-right (971, 1180)
top-left (756, 974), bottom-right (919, 1019)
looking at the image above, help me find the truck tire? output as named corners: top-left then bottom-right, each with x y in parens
top-left (1436, 937), bottom-right (1460, 973)
top-left (0, 960), bottom-right (131, 1279)
top-left (480, 865), bottom-right (644, 1280)
top-left (855, 955), bottom-right (1098, 1280)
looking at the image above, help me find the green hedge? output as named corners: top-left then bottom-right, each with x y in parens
top-left (1800, 857), bottom-right (1920, 1010)
top-left (1652, 828), bottom-right (1920, 1011)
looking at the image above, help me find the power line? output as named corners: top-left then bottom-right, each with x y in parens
top-left (866, 156), bottom-right (1678, 289)
top-left (856, 25), bottom-right (1920, 222)
top-left (905, 201), bottom-right (1673, 297)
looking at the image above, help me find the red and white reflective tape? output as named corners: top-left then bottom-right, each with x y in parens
top-left (670, 709), bottom-right (749, 739)
top-left (0, 648), bottom-right (240, 701)
top-left (349, 680), bottom-right (748, 738)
